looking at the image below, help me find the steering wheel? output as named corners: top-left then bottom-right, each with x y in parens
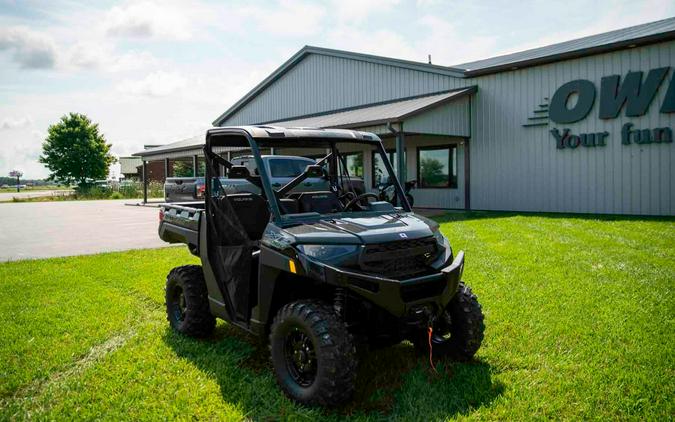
top-left (339, 191), bottom-right (357, 203)
top-left (343, 192), bottom-right (379, 211)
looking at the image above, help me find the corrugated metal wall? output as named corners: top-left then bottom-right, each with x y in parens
top-left (221, 41), bottom-right (675, 216)
top-left (224, 54), bottom-right (468, 125)
top-left (405, 97), bottom-right (471, 137)
top-left (469, 40), bottom-right (674, 216)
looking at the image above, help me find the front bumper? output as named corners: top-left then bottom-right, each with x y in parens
top-left (305, 251), bottom-right (465, 318)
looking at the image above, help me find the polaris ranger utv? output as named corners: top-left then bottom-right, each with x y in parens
top-left (159, 126), bottom-right (484, 406)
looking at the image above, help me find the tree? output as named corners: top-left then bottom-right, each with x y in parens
top-left (420, 157), bottom-right (446, 186)
top-left (39, 113), bottom-right (116, 185)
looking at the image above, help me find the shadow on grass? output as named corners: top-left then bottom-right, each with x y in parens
top-left (432, 210), bottom-right (675, 224)
top-left (164, 324), bottom-right (503, 419)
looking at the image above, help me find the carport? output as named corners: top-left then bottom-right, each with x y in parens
top-left (132, 136), bottom-right (269, 203)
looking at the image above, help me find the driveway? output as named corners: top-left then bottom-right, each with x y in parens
top-left (0, 199), bottom-right (171, 261)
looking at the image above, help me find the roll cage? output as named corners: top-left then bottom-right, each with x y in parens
top-left (203, 127), bottom-right (412, 223)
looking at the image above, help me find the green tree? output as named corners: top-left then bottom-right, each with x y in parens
top-left (420, 157), bottom-right (446, 186)
top-left (39, 113), bottom-right (116, 185)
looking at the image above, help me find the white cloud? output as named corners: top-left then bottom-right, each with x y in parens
top-left (67, 42), bottom-right (158, 72)
top-left (0, 26), bottom-right (57, 69)
top-left (237, 0), bottom-right (327, 37)
top-left (1, 116), bottom-right (32, 130)
top-left (412, 15), bottom-right (498, 66)
top-left (104, 1), bottom-right (195, 40)
top-left (116, 71), bottom-right (187, 97)
top-left (331, 0), bottom-right (400, 23)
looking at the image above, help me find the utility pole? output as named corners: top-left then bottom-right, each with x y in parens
top-left (9, 170), bottom-right (23, 192)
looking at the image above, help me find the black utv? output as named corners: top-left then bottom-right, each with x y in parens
top-left (158, 126), bottom-right (484, 406)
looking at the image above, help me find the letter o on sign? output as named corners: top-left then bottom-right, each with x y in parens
top-left (549, 79), bottom-right (596, 124)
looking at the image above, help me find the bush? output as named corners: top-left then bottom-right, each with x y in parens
top-left (110, 192), bottom-right (123, 199)
top-left (75, 184), bottom-right (112, 199)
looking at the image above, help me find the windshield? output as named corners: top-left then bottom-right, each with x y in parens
top-left (205, 136), bottom-right (409, 222)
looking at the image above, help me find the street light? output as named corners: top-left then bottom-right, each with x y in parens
top-left (9, 170), bottom-right (23, 193)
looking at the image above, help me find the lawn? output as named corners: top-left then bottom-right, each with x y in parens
top-left (1, 212), bottom-right (673, 420)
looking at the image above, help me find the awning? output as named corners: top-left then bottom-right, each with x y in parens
top-left (268, 87), bottom-right (476, 130)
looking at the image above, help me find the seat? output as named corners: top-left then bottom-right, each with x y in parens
top-left (223, 193), bottom-right (270, 240)
top-left (297, 191), bottom-right (343, 214)
top-left (279, 198), bottom-right (299, 214)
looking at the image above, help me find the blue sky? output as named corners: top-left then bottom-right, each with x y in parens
top-left (1, 0), bottom-right (673, 179)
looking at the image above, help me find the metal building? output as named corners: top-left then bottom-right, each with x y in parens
top-left (136, 18), bottom-right (675, 215)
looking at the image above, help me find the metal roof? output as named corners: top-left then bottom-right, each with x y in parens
top-left (453, 17), bottom-right (675, 76)
top-left (212, 46), bottom-right (467, 126)
top-left (212, 18), bottom-right (675, 125)
top-left (132, 134), bottom-right (204, 158)
top-left (267, 87), bottom-right (475, 129)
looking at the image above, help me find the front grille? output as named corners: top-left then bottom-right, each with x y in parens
top-left (400, 278), bottom-right (447, 302)
top-left (357, 236), bottom-right (438, 279)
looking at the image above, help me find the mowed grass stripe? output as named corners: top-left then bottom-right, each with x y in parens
top-left (0, 213), bottom-right (673, 420)
top-left (0, 248), bottom-right (198, 398)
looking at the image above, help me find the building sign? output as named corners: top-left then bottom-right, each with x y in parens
top-left (525, 67), bottom-right (674, 149)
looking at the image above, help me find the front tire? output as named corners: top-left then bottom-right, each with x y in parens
top-left (414, 282), bottom-right (484, 360)
top-left (165, 265), bottom-right (215, 338)
top-left (270, 300), bottom-right (357, 406)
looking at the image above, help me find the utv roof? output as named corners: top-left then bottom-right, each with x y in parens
top-left (208, 125), bottom-right (381, 142)
top-left (133, 126), bottom-right (380, 159)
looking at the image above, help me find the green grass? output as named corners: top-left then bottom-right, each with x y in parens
top-left (0, 212), bottom-right (673, 420)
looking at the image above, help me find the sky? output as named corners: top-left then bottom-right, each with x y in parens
top-left (1, 0), bottom-right (674, 179)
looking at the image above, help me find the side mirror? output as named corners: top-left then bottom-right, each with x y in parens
top-left (304, 165), bottom-right (323, 178)
top-left (228, 165), bottom-right (251, 179)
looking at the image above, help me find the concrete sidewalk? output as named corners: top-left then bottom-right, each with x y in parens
top-left (0, 199), bottom-right (171, 261)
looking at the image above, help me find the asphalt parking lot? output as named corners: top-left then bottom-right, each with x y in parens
top-left (0, 200), bottom-right (170, 261)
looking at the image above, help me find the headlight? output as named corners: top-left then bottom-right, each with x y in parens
top-left (432, 229), bottom-right (446, 244)
top-left (296, 244), bottom-right (359, 260)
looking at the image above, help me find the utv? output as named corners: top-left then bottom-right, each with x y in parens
top-left (159, 126), bottom-right (484, 406)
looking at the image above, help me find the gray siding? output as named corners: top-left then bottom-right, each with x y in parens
top-left (404, 96), bottom-right (471, 137)
top-left (223, 54), bottom-right (467, 125)
top-left (219, 40), bottom-right (675, 216)
top-left (468, 40), bottom-right (675, 216)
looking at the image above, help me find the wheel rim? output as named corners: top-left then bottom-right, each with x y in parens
top-left (283, 327), bottom-right (317, 387)
top-left (171, 286), bottom-right (186, 323)
top-left (431, 311), bottom-right (453, 344)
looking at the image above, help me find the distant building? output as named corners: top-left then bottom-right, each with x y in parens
top-left (119, 156), bottom-right (142, 180)
top-left (119, 145), bottom-right (163, 181)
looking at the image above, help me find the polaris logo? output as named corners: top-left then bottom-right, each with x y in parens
top-left (233, 197), bottom-right (253, 202)
top-left (399, 233), bottom-right (408, 239)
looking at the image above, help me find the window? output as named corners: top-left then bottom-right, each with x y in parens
top-left (339, 152), bottom-right (363, 178)
top-left (417, 145), bottom-right (457, 188)
top-left (269, 158), bottom-right (313, 177)
top-left (371, 150), bottom-right (406, 187)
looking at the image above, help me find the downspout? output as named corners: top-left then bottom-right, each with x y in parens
top-left (386, 122), bottom-right (406, 184)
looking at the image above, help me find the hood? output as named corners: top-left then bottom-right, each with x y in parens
top-left (284, 212), bottom-right (438, 244)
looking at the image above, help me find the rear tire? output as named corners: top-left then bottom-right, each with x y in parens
top-left (270, 300), bottom-right (357, 406)
top-left (413, 282), bottom-right (484, 360)
top-left (165, 265), bottom-right (215, 338)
